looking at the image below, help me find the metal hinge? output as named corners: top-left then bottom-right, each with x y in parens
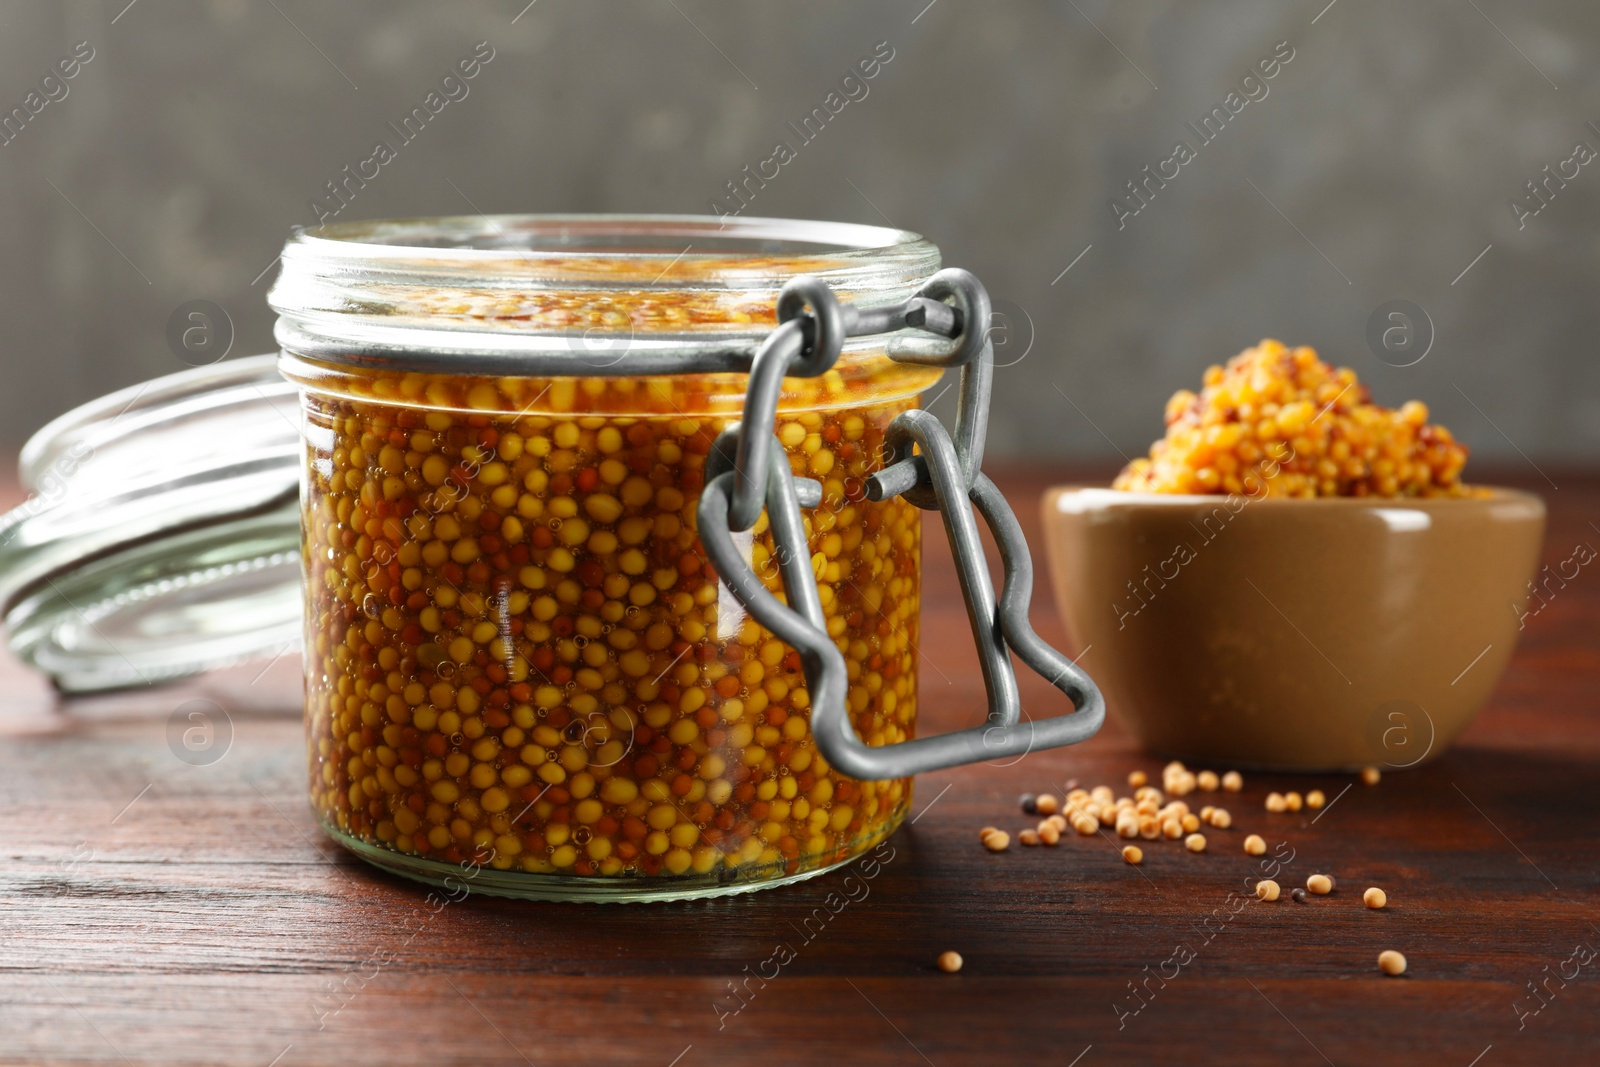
top-left (697, 270), bottom-right (1104, 780)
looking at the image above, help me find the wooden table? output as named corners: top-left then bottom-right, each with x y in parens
top-left (2, 466), bottom-right (1595, 1067)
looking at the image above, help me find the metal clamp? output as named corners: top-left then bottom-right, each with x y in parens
top-left (697, 270), bottom-right (1103, 780)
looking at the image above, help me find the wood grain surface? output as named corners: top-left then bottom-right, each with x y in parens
top-left (0, 465), bottom-right (1595, 1067)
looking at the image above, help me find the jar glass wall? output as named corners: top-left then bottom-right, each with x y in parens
top-left (270, 216), bottom-right (943, 901)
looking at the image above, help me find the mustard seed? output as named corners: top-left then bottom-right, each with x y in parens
top-left (1306, 789), bottom-right (1326, 810)
top-left (1121, 844), bottom-right (1143, 865)
top-left (1074, 814), bottom-right (1099, 836)
top-left (1290, 888), bottom-right (1307, 903)
top-left (1307, 874), bottom-right (1334, 895)
top-left (1209, 808), bottom-right (1232, 829)
top-left (1361, 766), bottom-right (1382, 786)
top-left (1199, 805), bottom-right (1216, 823)
top-left (938, 951), bottom-right (964, 974)
top-left (1019, 793), bottom-right (1037, 814)
top-left (1038, 822), bottom-right (1061, 846)
top-left (1243, 834), bottom-right (1267, 855)
top-left (1222, 770), bottom-right (1243, 792)
top-left (1285, 791), bottom-right (1304, 812)
top-left (1197, 770), bottom-right (1219, 792)
top-left (1018, 829), bottom-right (1040, 847)
top-left (983, 831), bottom-right (1011, 852)
top-left (1378, 950), bottom-right (1406, 976)
top-left (1364, 887), bottom-right (1387, 909)
top-left (1265, 792), bottom-right (1287, 813)
top-left (1139, 816), bottom-right (1161, 840)
top-left (1255, 879), bottom-right (1280, 901)
top-left (1180, 813), bottom-right (1201, 834)
top-left (1185, 832), bottom-right (1207, 853)
top-left (1128, 770), bottom-right (1148, 788)
top-left (1047, 814), bottom-right (1069, 832)
top-left (979, 826), bottom-right (1000, 843)
top-left (1161, 817), bottom-right (1183, 840)
top-left (1035, 793), bottom-right (1060, 816)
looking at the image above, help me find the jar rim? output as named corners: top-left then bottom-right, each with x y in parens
top-left (277, 213), bottom-right (939, 286)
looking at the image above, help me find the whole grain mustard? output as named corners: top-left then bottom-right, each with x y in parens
top-left (1113, 340), bottom-right (1471, 498)
top-left (292, 360), bottom-right (928, 886)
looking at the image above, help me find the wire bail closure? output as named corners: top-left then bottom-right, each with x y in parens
top-left (698, 269), bottom-right (1104, 780)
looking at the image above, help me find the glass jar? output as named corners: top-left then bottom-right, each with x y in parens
top-left (269, 215), bottom-right (948, 901)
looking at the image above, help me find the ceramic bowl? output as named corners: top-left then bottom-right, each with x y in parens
top-left (1039, 486), bottom-right (1546, 771)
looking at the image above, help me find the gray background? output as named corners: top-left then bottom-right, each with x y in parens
top-left (0, 0), bottom-right (1594, 468)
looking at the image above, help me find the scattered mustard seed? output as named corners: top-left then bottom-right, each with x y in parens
top-left (983, 830), bottom-right (1011, 852)
top-left (1019, 793), bottom-right (1037, 814)
top-left (1306, 789), bottom-right (1326, 810)
top-left (1122, 844), bottom-right (1143, 865)
top-left (1035, 793), bottom-right (1061, 816)
top-left (1285, 791), bottom-right (1304, 812)
top-left (1208, 808), bottom-right (1232, 830)
top-left (1018, 829), bottom-right (1040, 847)
top-left (938, 951), bottom-right (964, 974)
top-left (1197, 770), bottom-right (1220, 792)
top-left (1256, 879), bottom-right (1281, 901)
top-left (1307, 874), bottom-right (1334, 895)
top-left (1185, 832), bottom-right (1207, 853)
top-left (1364, 887), bottom-right (1388, 909)
top-left (1378, 950), bottom-right (1406, 976)
top-left (1128, 770), bottom-right (1148, 788)
top-left (1362, 766), bottom-right (1382, 786)
top-left (1038, 821), bottom-right (1062, 846)
top-left (1222, 770), bottom-right (1243, 792)
top-left (1181, 813), bottom-right (1201, 833)
top-left (1243, 834), bottom-right (1267, 856)
top-left (1290, 888), bottom-right (1307, 903)
top-left (1265, 792), bottom-right (1288, 813)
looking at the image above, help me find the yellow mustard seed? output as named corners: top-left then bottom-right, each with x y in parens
top-left (1127, 770), bottom-right (1148, 788)
top-left (1018, 829), bottom-right (1040, 847)
top-left (1306, 789), bottom-right (1326, 810)
top-left (1038, 822), bottom-right (1061, 846)
top-left (1035, 793), bottom-right (1061, 816)
top-left (1208, 808), bottom-right (1232, 830)
top-left (1184, 832), bottom-right (1207, 853)
top-left (1364, 887), bottom-right (1387, 909)
top-left (1307, 874), bottom-right (1334, 895)
top-left (1121, 844), bottom-right (1143, 865)
top-left (1378, 950), bottom-right (1406, 976)
top-left (1256, 879), bottom-right (1281, 902)
top-left (938, 951), bottom-right (964, 974)
top-left (1285, 791), bottom-right (1304, 812)
top-left (1362, 766), bottom-right (1382, 786)
top-left (983, 831), bottom-right (1011, 852)
top-left (1265, 792), bottom-right (1287, 813)
top-left (1197, 770), bottom-right (1219, 792)
top-left (1243, 834), bottom-right (1267, 856)
top-left (1222, 770), bottom-right (1243, 792)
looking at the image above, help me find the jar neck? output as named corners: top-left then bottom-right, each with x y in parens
top-left (268, 214), bottom-right (944, 379)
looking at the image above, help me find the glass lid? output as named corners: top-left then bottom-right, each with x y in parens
top-left (0, 355), bottom-right (302, 693)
